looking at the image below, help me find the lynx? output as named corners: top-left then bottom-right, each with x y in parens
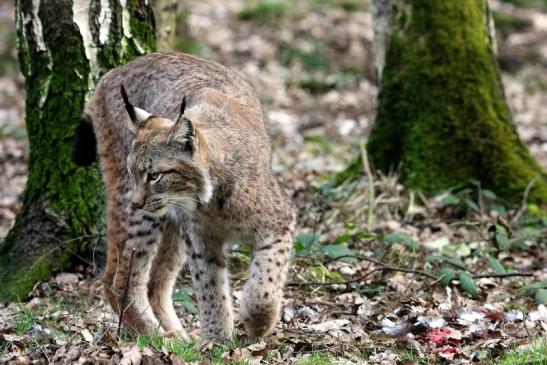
top-left (73, 53), bottom-right (295, 341)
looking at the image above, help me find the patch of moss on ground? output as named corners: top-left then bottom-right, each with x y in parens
top-left (238, 0), bottom-right (292, 24)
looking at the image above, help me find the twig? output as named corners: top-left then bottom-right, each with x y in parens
top-left (512, 175), bottom-right (541, 223)
top-left (297, 254), bottom-right (533, 288)
top-left (117, 248), bottom-right (136, 338)
top-left (476, 181), bottom-right (485, 217)
top-left (323, 254), bottom-right (436, 279)
top-left (472, 272), bottom-right (533, 279)
top-left (323, 254), bottom-right (382, 266)
top-left (523, 316), bottom-right (533, 343)
top-left (28, 234), bottom-right (104, 272)
top-left (286, 268), bottom-right (383, 287)
top-left (360, 142), bottom-right (375, 229)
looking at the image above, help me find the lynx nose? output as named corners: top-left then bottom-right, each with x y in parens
top-left (131, 200), bottom-right (144, 210)
top-left (130, 190), bottom-right (146, 210)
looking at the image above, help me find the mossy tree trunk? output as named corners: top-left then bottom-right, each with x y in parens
top-left (0, 0), bottom-right (155, 301)
top-left (368, 0), bottom-right (547, 203)
top-left (150, 0), bottom-right (178, 51)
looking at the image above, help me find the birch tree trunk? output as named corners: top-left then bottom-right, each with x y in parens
top-left (0, 0), bottom-right (155, 301)
top-left (368, 0), bottom-right (547, 202)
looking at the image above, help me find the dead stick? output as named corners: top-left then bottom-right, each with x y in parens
top-left (286, 268), bottom-right (383, 287)
top-left (324, 255), bottom-right (532, 279)
top-left (117, 248), bottom-right (137, 338)
top-left (323, 254), bottom-right (437, 280)
top-left (472, 272), bottom-right (533, 278)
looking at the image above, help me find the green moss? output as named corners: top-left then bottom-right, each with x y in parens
top-left (367, 0), bottom-right (547, 204)
top-left (0, 253), bottom-right (60, 301)
top-left (238, 0), bottom-right (291, 24)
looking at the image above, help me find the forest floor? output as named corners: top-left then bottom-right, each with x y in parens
top-left (1, 0), bottom-right (547, 364)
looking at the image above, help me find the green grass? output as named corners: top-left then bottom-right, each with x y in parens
top-left (12, 306), bottom-right (36, 335)
top-left (298, 77), bottom-right (336, 94)
top-left (498, 0), bottom-right (547, 8)
top-left (238, 0), bottom-right (291, 24)
top-left (497, 339), bottom-right (547, 365)
top-left (295, 353), bottom-right (332, 365)
top-left (133, 335), bottom-right (258, 364)
top-left (0, 341), bottom-right (10, 358)
top-left (309, 0), bottom-right (368, 12)
top-left (136, 335), bottom-right (201, 362)
top-left (278, 43), bottom-right (330, 72)
top-left (493, 11), bottom-right (532, 37)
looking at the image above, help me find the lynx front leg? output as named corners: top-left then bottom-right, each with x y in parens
top-left (186, 231), bottom-right (233, 342)
top-left (148, 218), bottom-right (188, 338)
top-left (104, 209), bottom-right (162, 334)
top-left (240, 220), bottom-right (294, 338)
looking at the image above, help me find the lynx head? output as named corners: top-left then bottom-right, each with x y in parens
top-left (121, 85), bottom-right (212, 216)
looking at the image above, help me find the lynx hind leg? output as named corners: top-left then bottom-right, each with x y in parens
top-left (148, 218), bottom-right (188, 339)
top-left (103, 202), bottom-right (163, 334)
top-left (186, 232), bottom-right (234, 342)
top-left (240, 213), bottom-right (295, 338)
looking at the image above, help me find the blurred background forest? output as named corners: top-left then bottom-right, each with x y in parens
top-left (0, 0), bottom-right (546, 364)
top-left (1, 0), bottom-right (547, 237)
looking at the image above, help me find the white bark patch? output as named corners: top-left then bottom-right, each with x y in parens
top-left (98, 0), bottom-right (112, 45)
top-left (133, 38), bottom-right (145, 54)
top-left (485, 0), bottom-right (498, 55)
top-left (73, 0), bottom-right (98, 88)
top-left (120, 0), bottom-right (132, 38)
top-left (30, 0), bottom-right (46, 51)
top-left (372, 0), bottom-right (410, 85)
top-left (21, 0), bottom-right (52, 107)
top-left (16, 2), bottom-right (26, 50)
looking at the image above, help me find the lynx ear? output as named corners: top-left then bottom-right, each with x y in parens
top-left (168, 97), bottom-right (196, 152)
top-left (120, 84), bottom-right (152, 133)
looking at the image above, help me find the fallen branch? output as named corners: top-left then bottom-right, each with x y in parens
top-left (472, 272), bottom-right (533, 279)
top-left (289, 254), bottom-right (533, 287)
top-left (286, 268), bottom-right (383, 287)
top-left (512, 175), bottom-right (541, 223)
top-left (360, 142), bottom-right (375, 229)
top-left (117, 248), bottom-right (136, 338)
top-left (325, 254), bottom-right (436, 279)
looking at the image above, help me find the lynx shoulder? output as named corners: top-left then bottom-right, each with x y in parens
top-left (74, 53), bottom-right (295, 341)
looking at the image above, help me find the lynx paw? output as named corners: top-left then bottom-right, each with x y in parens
top-left (239, 298), bottom-right (280, 338)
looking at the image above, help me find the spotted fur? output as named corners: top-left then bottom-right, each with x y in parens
top-left (86, 53), bottom-right (295, 341)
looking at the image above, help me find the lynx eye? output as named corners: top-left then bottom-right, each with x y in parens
top-left (147, 172), bottom-right (162, 183)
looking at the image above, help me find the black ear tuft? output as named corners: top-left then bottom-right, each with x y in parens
top-left (120, 84), bottom-right (136, 122)
top-left (180, 96), bottom-right (186, 115)
top-left (72, 114), bottom-right (97, 166)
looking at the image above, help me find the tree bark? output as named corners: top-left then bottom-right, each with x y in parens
top-left (0, 0), bottom-right (155, 301)
top-left (368, 0), bottom-right (547, 203)
top-left (150, 0), bottom-right (178, 51)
